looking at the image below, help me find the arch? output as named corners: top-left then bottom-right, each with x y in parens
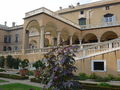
top-left (45, 22), bottom-right (57, 37)
top-left (72, 33), bottom-right (80, 44)
top-left (60, 28), bottom-right (70, 45)
top-left (29, 40), bottom-right (37, 49)
top-left (82, 33), bottom-right (98, 43)
top-left (25, 20), bottom-right (40, 30)
top-left (100, 31), bottom-right (118, 42)
top-left (8, 47), bottom-right (12, 51)
top-left (45, 38), bottom-right (50, 47)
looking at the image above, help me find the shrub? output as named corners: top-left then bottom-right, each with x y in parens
top-left (97, 82), bottom-right (111, 87)
top-left (6, 55), bottom-right (14, 68)
top-left (0, 56), bottom-right (5, 68)
top-left (20, 59), bottom-right (29, 69)
top-left (33, 60), bottom-right (45, 70)
top-left (89, 73), bottom-right (98, 79)
top-left (0, 69), bottom-right (6, 72)
top-left (19, 69), bottom-right (29, 76)
top-left (0, 73), bottom-right (28, 80)
top-left (30, 78), bottom-right (42, 83)
top-left (78, 73), bottom-right (88, 80)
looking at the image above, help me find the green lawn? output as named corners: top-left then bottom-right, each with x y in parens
top-left (0, 83), bottom-right (41, 90)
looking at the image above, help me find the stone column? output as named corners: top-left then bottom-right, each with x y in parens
top-left (97, 37), bottom-right (101, 49)
top-left (79, 39), bottom-right (83, 49)
top-left (57, 31), bottom-right (61, 45)
top-left (70, 35), bottom-right (73, 45)
top-left (40, 26), bottom-right (45, 48)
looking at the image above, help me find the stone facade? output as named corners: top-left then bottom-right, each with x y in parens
top-left (0, 0), bottom-right (120, 76)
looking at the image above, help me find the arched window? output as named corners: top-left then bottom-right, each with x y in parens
top-left (3, 46), bottom-right (7, 51)
top-left (79, 18), bottom-right (86, 25)
top-left (104, 13), bottom-right (114, 23)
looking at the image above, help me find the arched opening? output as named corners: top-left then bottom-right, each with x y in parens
top-left (101, 31), bottom-right (118, 42)
top-left (45, 22), bottom-right (57, 46)
top-left (29, 40), bottom-right (37, 49)
top-left (8, 47), bottom-right (12, 51)
top-left (72, 33), bottom-right (80, 44)
top-left (45, 38), bottom-right (50, 47)
top-left (82, 33), bottom-right (98, 44)
top-left (25, 20), bottom-right (40, 49)
top-left (60, 28), bottom-right (70, 45)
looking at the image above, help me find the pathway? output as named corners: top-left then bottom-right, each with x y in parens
top-left (0, 77), bottom-right (44, 88)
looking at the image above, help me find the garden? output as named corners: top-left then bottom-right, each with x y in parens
top-left (0, 45), bottom-right (120, 90)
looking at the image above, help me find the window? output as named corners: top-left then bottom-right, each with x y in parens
top-left (117, 60), bottom-right (120, 72)
top-left (104, 14), bottom-right (114, 23)
top-left (14, 46), bottom-right (18, 50)
top-left (4, 35), bottom-right (7, 43)
top-left (105, 6), bottom-right (110, 10)
top-left (15, 34), bottom-right (19, 43)
top-left (4, 35), bottom-right (11, 43)
top-left (91, 60), bottom-right (106, 72)
top-left (8, 47), bottom-right (12, 51)
top-left (79, 18), bottom-right (86, 25)
top-left (80, 11), bottom-right (84, 14)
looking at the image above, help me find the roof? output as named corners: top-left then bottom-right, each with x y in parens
top-left (56, 0), bottom-right (120, 14)
top-left (25, 7), bottom-right (81, 30)
top-left (0, 24), bottom-right (10, 30)
top-left (0, 24), bottom-right (23, 31)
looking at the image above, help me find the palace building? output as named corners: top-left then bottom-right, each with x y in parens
top-left (0, 0), bottom-right (120, 76)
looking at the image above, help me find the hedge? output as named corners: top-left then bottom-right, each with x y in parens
top-left (0, 73), bottom-right (29, 80)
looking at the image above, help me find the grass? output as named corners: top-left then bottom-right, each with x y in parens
top-left (0, 83), bottom-right (41, 90)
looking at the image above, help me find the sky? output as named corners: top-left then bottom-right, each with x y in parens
top-left (0, 0), bottom-right (100, 26)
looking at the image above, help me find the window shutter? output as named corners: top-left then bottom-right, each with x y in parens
top-left (112, 16), bottom-right (116, 23)
top-left (118, 60), bottom-right (120, 72)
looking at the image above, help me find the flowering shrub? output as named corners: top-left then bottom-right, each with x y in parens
top-left (34, 70), bottom-right (41, 78)
top-left (42, 45), bottom-right (81, 90)
top-left (19, 69), bottom-right (28, 76)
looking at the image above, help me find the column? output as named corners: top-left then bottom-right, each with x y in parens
top-left (97, 37), bottom-right (101, 49)
top-left (40, 26), bottom-right (45, 48)
top-left (70, 35), bottom-right (73, 45)
top-left (57, 31), bottom-right (61, 45)
top-left (109, 42), bottom-right (112, 49)
top-left (79, 39), bottom-right (83, 49)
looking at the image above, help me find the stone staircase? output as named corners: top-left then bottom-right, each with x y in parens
top-left (75, 37), bottom-right (120, 60)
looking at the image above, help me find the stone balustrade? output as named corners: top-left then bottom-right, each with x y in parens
top-left (76, 37), bottom-right (120, 59)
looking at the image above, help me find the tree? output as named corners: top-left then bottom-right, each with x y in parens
top-left (0, 56), bottom-right (5, 68)
top-left (42, 45), bottom-right (81, 90)
top-left (13, 58), bottom-right (21, 69)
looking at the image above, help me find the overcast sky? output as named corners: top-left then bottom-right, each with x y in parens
top-left (0, 0), bottom-right (100, 26)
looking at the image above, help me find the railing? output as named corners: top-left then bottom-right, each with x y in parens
top-left (76, 38), bottom-right (120, 59)
top-left (80, 21), bottom-right (120, 30)
top-left (0, 50), bottom-right (22, 56)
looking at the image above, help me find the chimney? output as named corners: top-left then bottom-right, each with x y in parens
top-left (59, 7), bottom-right (62, 10)
top-left (4, 21), bottom-right (7, 26)
top-left (77, 2), bottom-right (80, 6)
top-left (12, 22), bottom-right (15, 27)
